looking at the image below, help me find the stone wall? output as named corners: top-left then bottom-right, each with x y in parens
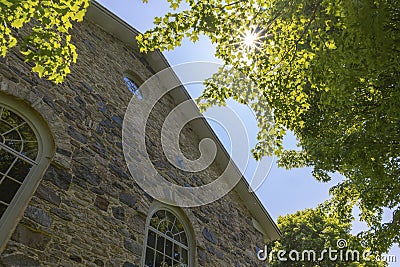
top-left (0, 17), bottom-right (267, 267)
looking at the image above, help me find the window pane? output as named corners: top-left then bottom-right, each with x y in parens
top-left (171, 225), bottom-right (179, 237)
top-left (0, 150), bottom-right (15, 175)
top-left (173, 244), bottom-right (181, 261)
top-left (18, 123), bottom-right (37, 142)
top-left (176, 220), bottom-right (184, 232)
top-left (155, 252), bottom-right (164, 267)
top-left (151, 210), bottom-right (165, 228)
top-left (3, 138), bottom-right (22, 152)
top-left (166, 210), bottom-right (176, 225)
top-left (1, 109), bottom-right (25, 128)
top-left (180, 233), bottom-right (188, 246)
top-left (0, 178), bottom-right (21, 204)
top-left (156, 235), bottom-right (165, 253)
top-left (158, 221), bottom-right (166, 233)
top-left (181, 248), bottom-right (188, 264)
top-left (163, 255), bottom-right (173, 267)
top-left (7, 158), bottom-right (32, 182)
top-left (156, 210), bottom-right (166, 220)
top-left (0, 117), bottom-right (10, 135)
top-left (144, 247), bottom-right (155, 267)
top-left (19, 124), bottom-right (38, 160)
top-left (22, 140), bottom-right (38, 160)
top-left (165, 239), bottom-right (173, 258)
top-left (0, 203), bottom-right (7, 218)
top-left (147, 230), bottom-right (156, 249)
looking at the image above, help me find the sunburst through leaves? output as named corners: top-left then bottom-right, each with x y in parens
top-left (238, 25), bottom-right (265, 52)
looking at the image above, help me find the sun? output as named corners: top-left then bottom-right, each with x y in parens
top-left (243, 29), bottom-right (258, 48)
top-left (239, 26), bottom-right (264, 52)
top-left (230, 25), bottom-right (268, 65)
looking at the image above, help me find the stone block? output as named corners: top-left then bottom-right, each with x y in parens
top-left (24, 206), bottom-right (52, 227)
top-left (72, 163), bottom-right (101, 186)
top-left (202, 227), bottom-right (217, 245)
top-left (95, 196), bottom-right (109, 211)
top-left (0, 254), bottom-right (41, 267)
top-left (11, 224), bottom-right (51, 251)
top-left (69, 255), bottom-right (82, 263)
top-left (35, 185), bottom-right (61, 206)
top-left (50, 208), bottom-right (73, 221)
top-left (68, 126), bottom-right (88, 144)
top-left (119, 192), bottom-right (137, 208)
top-left (123, 238), bottom-right (142, 256)
top-left (44, 165), bottom-right (72, 190)
top-left (112, 206), bottom-right (125, 221)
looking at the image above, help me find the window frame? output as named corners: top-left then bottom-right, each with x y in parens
top-left (0, 93), bottom-right (54, 253)
top-left (142, 202), bottom-right (195, 267)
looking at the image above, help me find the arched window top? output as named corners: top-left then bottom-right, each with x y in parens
top-left (149, 209), bottom-right (188, 248)
top-left (123, 72), bottom-right (143, 100)
top-left (0, 92), bottom-right (54, 252)
top-left (0, 106), bottom-right (39, 161)
top-left (143, 205), bottom-right (194, 267)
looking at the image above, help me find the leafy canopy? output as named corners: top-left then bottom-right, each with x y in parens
top-left (0, 0), bottom-right (89, 83)
top-left (137, 0), bottom-right (400, 251)
top-left (270, 204), bottom-right (387, 266)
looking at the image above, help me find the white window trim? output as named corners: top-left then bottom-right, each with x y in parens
top-left (0, 93), bottom-right (54, 253)
top-left (142, 202), bottom-right (195, 267)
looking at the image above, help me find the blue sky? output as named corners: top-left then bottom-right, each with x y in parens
top-left (95, 0), bottom-right (399, 263)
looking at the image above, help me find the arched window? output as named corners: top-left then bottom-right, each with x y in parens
top-left (143, 205), bottom-right (194, 267)
top-left (124, 74), bottom-right (143, 100)
top-left (0, 93), bottom-right (54, 252)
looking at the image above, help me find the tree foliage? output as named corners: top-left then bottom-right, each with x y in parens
top-left (137, 0), bottom-right (400, 251)
top-left (0, 0), bottom-right (89, 83)
top-left (270, 204), bottom-right (387, 266)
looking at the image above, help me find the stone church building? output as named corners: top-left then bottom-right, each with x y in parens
top-left (0, 1), bottom-right (280, 266)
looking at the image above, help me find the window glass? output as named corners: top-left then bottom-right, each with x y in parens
top-left (144, 209), bottom-right (190, 267)
top-left (0, 106), bottom-right (38, 218)
top-left (124, 76), bottom-right (143, 100)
